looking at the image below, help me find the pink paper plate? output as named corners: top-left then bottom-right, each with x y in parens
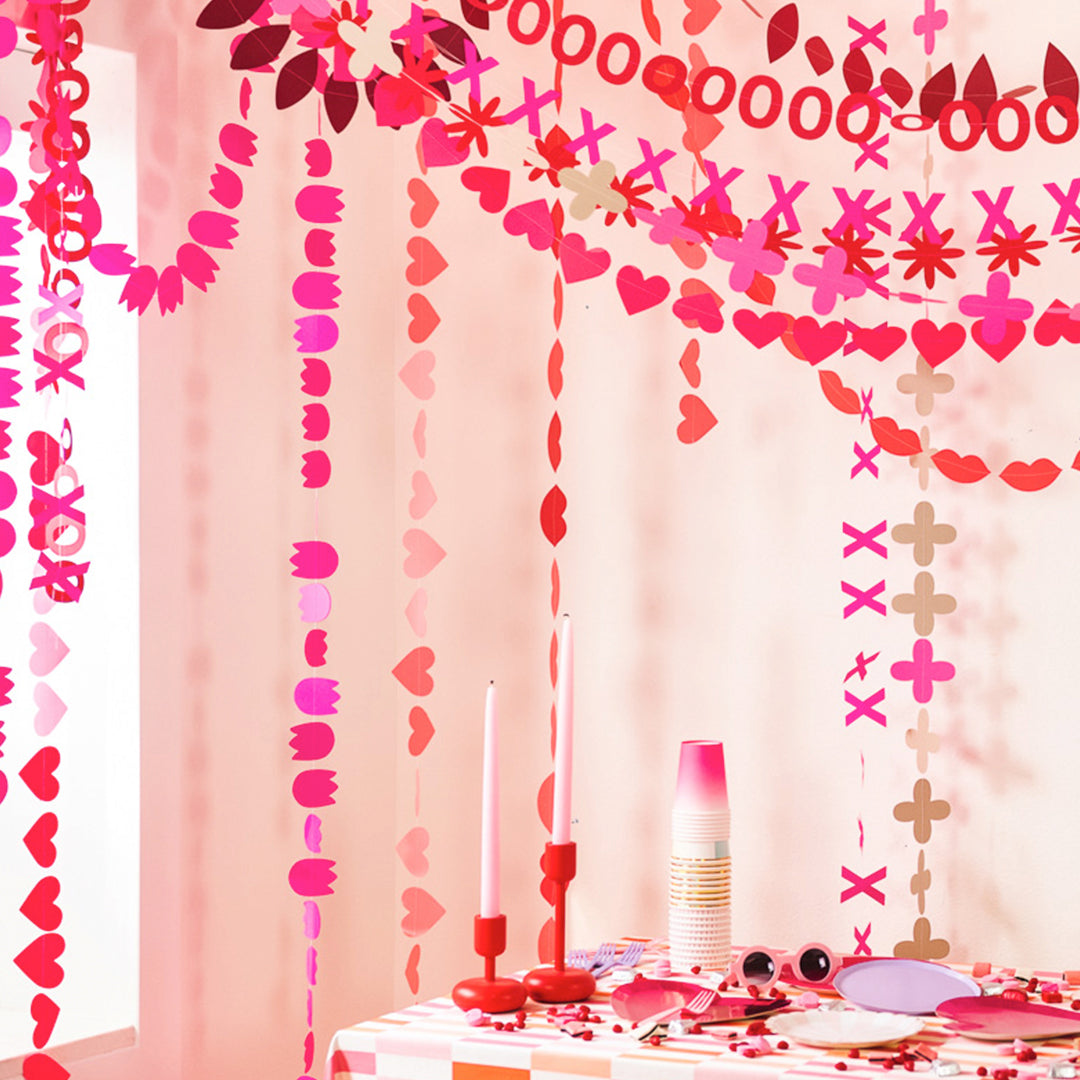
top-left (833, 959), bottom-right (979, 1015)
top-left (937, 996), bottom-right (1080, 1041)
top-left (610, 980), bottom-right (790, 1024)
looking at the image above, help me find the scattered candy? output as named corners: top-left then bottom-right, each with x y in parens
top-left (653, 959), bottom-right (672, 978)
top-left (836, 1062), bottom-right (848, 1071)
top-left (933, 1061), bottom-right (961, 1077)
top-left (778, 1041), bottom-right (790, 1050)
top-left (649, 1035), bottom-right (662, 1047)
top-left (798, 991), bottom-right (822, 1008)
top-left (465, 1008), bottom-right (488, 1027)
top-left (612, 1024), bottom-right (624, 1034)
top-left (1049, 1064), bottom-right (1078, 1079)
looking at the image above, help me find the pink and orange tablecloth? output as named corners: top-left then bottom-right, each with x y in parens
top-left (325, 945), bottom-right (1080, 1080)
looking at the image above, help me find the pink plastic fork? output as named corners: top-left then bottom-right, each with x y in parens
top-left (639, 987), bottom-right (718, 1028)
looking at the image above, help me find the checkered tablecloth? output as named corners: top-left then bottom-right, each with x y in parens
top-left (326, 943), bottom-right (1080, 1080)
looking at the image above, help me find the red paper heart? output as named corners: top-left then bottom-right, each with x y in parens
top-left (971, 318), bottom-right (1025, 361)
top-left (396, 827), bottom-right (430, 876)
top-left (793, 317), bottom-right (846, 364)
top-left (407, 706), bottom-right (435, 755)
top-left (616, 265), bottom-right (670, 314)
top-left (559, 233), bottom-right (611, 283)
top-left (683, 0), bottom-right (720, 34)
top-left (407, 294), bottom-right (440, 343)
top-left (539, 485), bottom-right (567, 546)
top-left (404, 236), bottom-right (448, 287)
top-left (392, 647), bottom-right (435, 696)
top-left (31, 994), bottom-right (60, 1049)
top-left (1034, 300), bottom-right (1080, 346)
top-left (21, 876), bottom-right (62, 932)
top-left (14, 932), bottom-right (65, 989)
top-left (911, 319), bottom-right (966, 367)
top-left (1000, 458), bottom-right (1062, 492)
top-left (677, 394), bottom-right (718, 443)
top-left (461, 166), bottom-right (510, 213)
top-left (732, 308), bottom-right (787, 348)
top-left (407, 178), bottom-right (438, 227)
top-left (503, 200), bottom-right (555, 252)
top-left (24, 813), bottom-right (58, 867)
top-left (20, 747), bottom-right (60, 801)
top-left (26, 431), bottom-right (63, 486)
top-left (405, 944), bottom-right (421, 995)
top-left (401, 887), bottom-right (446, 937)
top-left (408, 471), bottom-right (436, 519)
top-left (678, 339), bottom-right (702, 388)
top-left (419, 118), bottom-right (470, 167)
top-left (21, 1053), bottom-right (69, 1080)
top-left (853, 324), bottom-right (907, 361)
top-left (672, 292), bottom-right (724, 332)
top-left (402, 528), bottom-right (446, 578)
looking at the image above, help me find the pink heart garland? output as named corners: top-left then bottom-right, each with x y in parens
top-left (14, 932), bottom-right (65, 989)
top-left (405, 588), bottom-right (428, 637)
top-left (29, 623), bottom-right (68, 677)
top-left (408, 470), bottom-right (437, 519)
top-left (393, 648), bottom-right (435, 696)
top-left (672, 292), bottom-right (724, 332)
top-left (405, 944), bottom-right (421, 995)
top-left (402, 528), bottom-right (446, 579)
top-left (408, 705), bottom-right (435, 755)
top-left (21, 876), bottom-right (62, 932)
top-left (732, 308), bottom-right (788, 348)
top-left (971, 317), bottom-right (1025, 361)
top-left (34, 684), bottom-right (67, 737)
top-left (20, 747), bottom-right (60, 801)
top-left (461, 166), bottom-right (511, 213)
top-left (616, 265), bottom-right (671, 314)
top-left (793, 316), bottom-right (847, 364)
top-left (399, 350), bottom-right (436, 400)
top-left (419, 118), bottom-right (470, 168)
top-left (401, 887), bottom-right (446, 937)
top-left (853, 324), bottom-right (907, 361)
top-left (24, 813), bottom-right (58, 868)
top-left (31, 994), bottom-right (60, 1049)
top-left (677, 394), bottom-right (718, 443)
top-left (407, 178), bottom-right (439, 228)
top-left (911, 319), bottom-right (966, 367)
top-left (559, 233), bottom-right (611, 283)
top-left (503, 200), bottom-right (555, 252)
top-left (396, 827), bottom-right (431, 876)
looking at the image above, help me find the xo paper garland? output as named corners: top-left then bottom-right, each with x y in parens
top-left (289, 133), bottom-right (342, 1079)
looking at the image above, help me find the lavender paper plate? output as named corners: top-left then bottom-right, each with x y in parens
top-left (833, 959), bottom-right (980, 1015)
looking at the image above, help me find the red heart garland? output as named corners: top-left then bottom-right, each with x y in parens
top-left (21, 876), bottom-right (62, 932)
top-left (24, 813), bottom-right (58, 867)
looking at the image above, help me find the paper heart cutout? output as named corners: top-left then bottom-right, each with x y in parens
top-left (399, 350), bottom-right (435, 400)
top-left (24, 813), bottom-right (58, 867)
top-left (540, 484), bottom-right (567, 546)
top-left (409, 470), bottom-right (436, 519)
top-left (672, 291), bottom-right (723, 332)
top-left (413, 411), bottom-right (427, 457)
top-left (793, 316), bottom-right (847, 365)
top-left (20, 746), bottom-right (60, 801)
top-left (405, 944), bottom-right (421, 995)
top-left (27, 431), bottom-right (63, 486)
top-left (14, 932), bottom-right (65, 989)
top-left (396, 826), bottom-right (430, 876)
top-left (420, 118), bottom-right (470, 168)
top-left (733, 308), bottom-right (788, 348)
top-left (405, 588), bottom-right (428, 636)
top-left (403, 528), bottom-right (446, 579)
top-left (407, 293), bottom-right (440, 343)
top-left (616, 265), bottom-right (671, 314)
top-left (671, 237), bottom-right (708, 269)
top-left (407, 178), bottom-right (438, 228)
top-left (461, 166), bottom-right (510, 213)
top-left (1034, 300), bottom-right (1080, 346)
top-left (854, 324), bottom-right (907, 361)
top-left (31, 994), bottom-right (60, 1049)
top-left (34, 684), bottom-right (67, 737)
top-left (911, 319), bottom-right (966, 367)
top-left (971, 317), bottom-right (1025, 361)
top-left (683, 0), bottom-right (720, 34)
top-left (405, 236), bottom-right (448, 287)
top-left (682, 106), bottom-right (723, 153)
top-left (407, 705), bottom-right (435, 755)
top-left (560, 233), bottom-right (611, 283)
top-left (677, 394), bottom-right (718, 443)
top-left (678, 340), bottom-right (702, 388)
top-left (401, 886), bottom-right (446, 937)
top-left (21, 876), bottom-right (62, 932)
top-left (21, 1053), bottom-right (69, 1080)
top-left (392, 647), bottom-right (435, 696)
top-left (503, 200), bottom-right (555, 252)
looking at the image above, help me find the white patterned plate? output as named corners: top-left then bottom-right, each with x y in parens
top-left (768, 1009), bottom-right (925, 1049)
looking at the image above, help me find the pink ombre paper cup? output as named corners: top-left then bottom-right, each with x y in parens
top-left (673, 740), bottom-right (728, 817)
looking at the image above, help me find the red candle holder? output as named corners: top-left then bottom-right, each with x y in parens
top-left (523, 842), bottom-right (597, 1003)
top-left (452, 914), bottom-right (527, 1014)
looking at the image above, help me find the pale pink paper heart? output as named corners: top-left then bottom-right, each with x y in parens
top-left (405, 588), bottom-right (428, 636)
top-left (29, 623), bottom-right (68, 677)
top-left (403, 529), bottom-right (446, 578)
top-left (396, 827), bottom-right (430, 876)
top-left (33, 684), bottom-right (67, 736)
top-left (401, 886), bottom-right (445, 936)
top-left (399, 350), bottom-right (435, 400)
top-left (409, 470), bottom-right (436, 519)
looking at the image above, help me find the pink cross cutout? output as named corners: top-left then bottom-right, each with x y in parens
top-left (859, 388), bottom-right (874, 421)
top-left (627, 138), bottom-right (676, 193)
top-left (391, 3), bottom-right (447, 58)
top-left (913, 0), bottom-right (947, 55)
top-left (855, 134), bottom-right (889, 172)
top-left (853, 924), bottom-right (873, 956)
top-left (958, 272), bottom-right (1033, 345)
top-left (1045, 178), bottom-right (1080, 235)
top-left (793, 247), bottom-right (868, 315)
top-left (761, 174), bottom-right (809, 233)
top-left (691, 159), bottom-right (743, 211)
top-left (900, 191), bottom-right (944, 243)
top-left (890, 639), bottom-right (954, 703)
top-left (841, 865), bottom-right (887, 905)
top-left (849, 16), bottom-right (887, 54)
top-left (711, 219), bottom-right (784, 292)
top-left (851, 440), bottom-right (880, 478)
top-left (444, 40), bottom-right (498, 104)
top-left (563, 108), bottom-right (617, 165)
top-left (636, 207), bottom-right (698, 245)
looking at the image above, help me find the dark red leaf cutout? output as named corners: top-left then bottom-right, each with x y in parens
top-left (1044, 43), bottom-right (1079, 110)
top-left (842, 47), bottom-right (873, 94)
top-left (881, 67), bottom-right (913, 107)
top-left (428, 22), bottom-right (474, 66)
top-left (230, 24), bottom-right (291, 70)
top-left (459, 0), bottom-right (489, 30)
top-left (805, 35), bottom-right (833, 75)
top-left (325, 78), bottom-right (360, 133)
top-left (963, 54), bottom-right (997, 120)
top-left (196, 0), bottom-right (263, 30)
top-left (766, 3), bottom-right (798, 63)
top-left (920, 63), bottom-right (956, 122)
top-left (276, 49), bottom-right (319, 110)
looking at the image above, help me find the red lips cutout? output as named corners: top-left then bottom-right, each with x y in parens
top-left (871, 416), bottom-right (923, 456)
top-left (1000, 458), bottom-right (1062, 492)
top-left (932, 449), bottom-right (991, 484)
top-left (818, 370), bottom-right (861, 415)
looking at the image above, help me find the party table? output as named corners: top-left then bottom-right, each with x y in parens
top-left (325, 944), bottom-right (1080, 1080)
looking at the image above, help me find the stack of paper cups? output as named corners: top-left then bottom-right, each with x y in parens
top-left (668, 740), bottom-right (731, 973)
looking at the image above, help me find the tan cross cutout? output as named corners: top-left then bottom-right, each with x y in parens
top-left (898, 356), bottom-right (955, 416)
top-left (894, 916), bottom-right (949, 961)
top-left (557, 161), bottom-right (628, 221)
top-left (892, 502), bottom-right (956, 567)
top-left (908, 426), bottom-right (938, 491)
top-left (894, 778), bottom-right (950, 843)
top-left (905, 708), bottom-right (940, 773)
top-left (893, 571), bottom-right (957, 635)
top-left (910, 850), bottom-right (932, 915)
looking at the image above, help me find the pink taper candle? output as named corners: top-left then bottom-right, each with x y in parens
top-left (551, 615), bottom-right (573, 845)
top-left (480, 682), bottom-right (500, 918)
